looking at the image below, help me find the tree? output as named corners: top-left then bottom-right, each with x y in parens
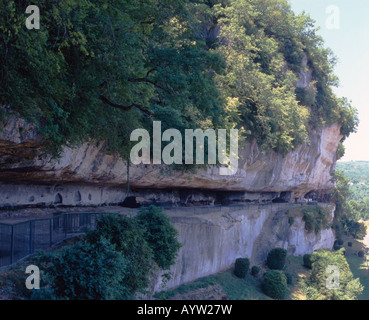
top-left (33, 237), bottom-right (130, 300)
top-left (266, 248), bottom-right (287, 270)
top-left (263, 270), bottom-right (287, 299)
top-left (302, 206), bottom-right (330, 235)
top-left (234, 258), bottom-right (250, 278)
top-left (86, 214), bottom-right (154, 295)
top-left (0, 0), bottom-right (358, 162)
top-left (303, 249), bottom-right (363, 300)
top-left (31, 210), bottom-right (182, 299)
top-left (136, 205), bottom-right (182, 270)
top-left (0, 0), bottom-right (224, 158)
top-left (213, 0), bottom-right (310, 154)
top-left (212, 0), bottom-right (357, 154)
top-left (331, 170), bottom-right (367, 240)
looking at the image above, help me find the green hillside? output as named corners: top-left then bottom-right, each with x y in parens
top-left (336, 161), bottom-right (369, 220)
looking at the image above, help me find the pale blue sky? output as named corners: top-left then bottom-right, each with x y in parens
top-left (289, 0), bottom-right (369, 161)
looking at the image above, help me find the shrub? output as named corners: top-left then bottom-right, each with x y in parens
top-left (251, 266), bottom-right (260, 277)
top-left (337, 239), bottom-right (344, 246)
top-left (358, 251), bottom-right (364, 258)
top-left (348, 242), bottom-right (353, 247)
top-left (333, 241), bottom-right (342, 251)
top-left (234, 258), bottom-right (250, 278)
top-left (263, 270), bottom-right (287, 299)
top-left (344, 220), bottom-right (367, 240)
top-left (267, 248), bottom-right (287, 270)
top-left (303, 254), bottom-right (313, 269)
top-left (135, 205), bottom-right (182, 270)
top-left (86, 214), bottom-right (153, 295)
top-left (284, 271), bottom-right (293, 285)
top-left (27, 210), bottom-right (182, 300)
top-left (303, 249), bottom-right (363, 300)
top-left (33, 237), bottom-right (129, 300)
top-left (302, 206), bottom-right (330, 234)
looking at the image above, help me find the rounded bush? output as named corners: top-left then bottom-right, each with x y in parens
top-left (251, 266), bottom-right (260, 277)
top-left (333, 243), bottom-right (342, 251)
top-left (263, 270), bottom-right (287, 300)
top-left (135, 205), bottom-right (182, 270)
top-left (234, 258), bottom-right (250, 278)
top-left (86, 214), bottom-right (153, 294)
top-left (337, 239), bottom-right (344, 246)
top-left (358, 250), bottom-right (364, 258)
top-left (284, 271), bottom-right (293, 285)
top-left (266, 248), bottom-right (287, 270)
top-left (348, 242), bottom-right (352, 247)
top-left (303, 254), bottom-right (313, 269)
top-left (33, 237), bottom-right (129, 300)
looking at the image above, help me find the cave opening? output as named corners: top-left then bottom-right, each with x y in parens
top-left (272, 191), bottom-right (292, 203)
top-left (55, 193), bottom-right (63, 204)
top-left (120, 196), bottom-right (140, 208)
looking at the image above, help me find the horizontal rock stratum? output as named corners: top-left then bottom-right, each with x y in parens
top-left (0, 115), bottom-right (341, 207)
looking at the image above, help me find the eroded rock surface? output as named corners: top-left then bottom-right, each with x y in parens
top-left (0, 115), bottom-right (341, 207)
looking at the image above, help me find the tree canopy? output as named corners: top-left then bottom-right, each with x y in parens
top-left (337, 161), bottom-right (369, 216)
top-left (330, 169), bottom-right (367, 240)
top-left (0, 0), bottom-right (358, 158)
top-left (303, 249), bottom-right (363, 300)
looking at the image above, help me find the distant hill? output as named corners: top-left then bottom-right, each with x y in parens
top-left (336, 161), bottom-right (369, 202)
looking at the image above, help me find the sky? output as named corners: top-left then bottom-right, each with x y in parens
top-left (288, 0), bottom-right (369, 161)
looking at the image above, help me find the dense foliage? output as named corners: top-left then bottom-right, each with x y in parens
top-left (303, 254), bottom-right (313, 269)
top-left (33, 237), bottom-right (130, 300)
top-left (302, 205), bottom-right (330, 235)
top-left (31, 207), bottom-right (181, 300)
top-left (136, 205), bottom-right (182, 270)
top-left (303, 249), bottom-right (363, 300)
top-left (266, 248), bottom-right (287, 270)
top-left (234, 257), bottom-right (250, 278)
top-left (86, 214), bottom-right (154, 294)
top-left (262, 270), bottom-right (287, 299)
top-left (251, 266), bottom-right (260, 277)
top-left (0, 0), bottom-right (224, 158)
top-left (330, 170), bottom-right (367, 240)
top-left (333, 240), bottom-right (344, 252)
top-left (0, 0), bottom-right (358, 160)
top-left (336, 161), bottom-right (369, 220)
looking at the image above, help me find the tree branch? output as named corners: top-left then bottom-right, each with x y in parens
top-left (128, 77), bottom-right (171, 94)
top-left (140, 20), bottom-right (155, 25)
top-left (244, 96), bottom-right (260, 106)
top-left (146, 68), bottom-right (157, 78)
top-left (99, 95), bottom-right (152, 117)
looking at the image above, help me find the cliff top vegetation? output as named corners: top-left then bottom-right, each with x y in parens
top-left (0, 0), bottom-right (358, 159)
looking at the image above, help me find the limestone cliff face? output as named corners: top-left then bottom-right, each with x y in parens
top-left (151, 203), bottom-right (335, 291)
top-left (0, 115), bottom-right (341, 206)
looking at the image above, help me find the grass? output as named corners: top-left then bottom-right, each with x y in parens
top-left (155, 256), bottom-right (311, 300)
top-left (154, 269), bottom-right (272, 300)
top-left (342, 221), bottom-right (369, 300)
top-left (285, 256), bottom-right (310, 300)
top-left (156, 269), bottom-right (272, 300)
top-left (346, 255), bottom-right (369, 300)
